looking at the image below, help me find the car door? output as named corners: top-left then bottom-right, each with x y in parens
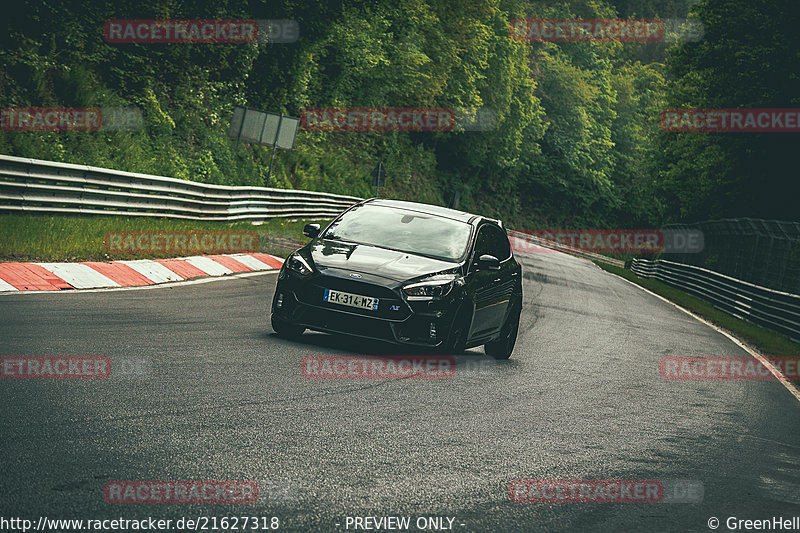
top-left (465, 223), bottom-right (516, 340)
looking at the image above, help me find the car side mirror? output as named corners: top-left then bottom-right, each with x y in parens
top-left (477, 254), bottom-right (500, 271)
top-left (303, 223), bottom-right (321, 238)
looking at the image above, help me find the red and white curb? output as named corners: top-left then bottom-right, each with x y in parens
top-left (0, 253), bottom-right (284, 292)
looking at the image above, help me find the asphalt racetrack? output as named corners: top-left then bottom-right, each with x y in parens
top-left (2, 249), bottom-right (799, 532)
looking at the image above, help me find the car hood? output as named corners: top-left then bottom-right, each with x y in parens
top-left (309, 240), bottom-right (459, 282)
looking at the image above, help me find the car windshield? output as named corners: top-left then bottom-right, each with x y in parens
top-left (322, 204), bottom-right (471, 261)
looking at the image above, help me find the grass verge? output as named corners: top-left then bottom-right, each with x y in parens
top-left (0, 214), bottom-right (330, 262)
top-left (596, 262), bottom-right (800, 357)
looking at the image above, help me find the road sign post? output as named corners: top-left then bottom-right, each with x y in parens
top-left (267, 115), bottom-right (282, 185)
top-left (228, 107), bottom-right (299, 186)
top-left (371, 161), bottom-right (386, 197)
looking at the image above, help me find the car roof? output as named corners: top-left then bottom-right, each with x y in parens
top-left (363, 198), bottom-right (494, 225)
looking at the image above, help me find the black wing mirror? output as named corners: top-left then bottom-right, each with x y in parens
top-left (477, 254), bottom-right (500, 271)
top-left (303, 223), bottom-right (321, 238)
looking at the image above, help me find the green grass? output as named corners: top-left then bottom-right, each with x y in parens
top-left (0, 214), bottom-right (330, 262)
top-left (596, 262), bottom-right (800, 357)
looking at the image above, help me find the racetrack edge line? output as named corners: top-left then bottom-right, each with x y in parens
top-left (598, 264), bottom-right (800, 405)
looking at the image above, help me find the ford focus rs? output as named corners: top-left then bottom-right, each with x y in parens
top-left (270, 199), bottom-right (522, 358)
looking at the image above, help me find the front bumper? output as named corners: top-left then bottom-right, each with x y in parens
top-left (271, 270), bottom-right (461, 347)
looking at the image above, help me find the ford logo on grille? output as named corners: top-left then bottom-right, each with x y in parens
top-left (349, 273), bottom-right (362, 278)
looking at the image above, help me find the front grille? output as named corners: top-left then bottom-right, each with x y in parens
top-left (299, 306), bottom-right (396, 340)
top-left (296, 275), bottom-right (410, 320)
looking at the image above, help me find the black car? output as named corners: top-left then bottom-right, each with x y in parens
top-left (270, 199), bottom-right (523, 359)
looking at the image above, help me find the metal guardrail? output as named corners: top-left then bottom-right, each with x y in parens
top-left (663, 218), bottom-right (800, 294)
top-left (629, 258), bottom-right (800, 341)
top-left (0, 154), bottom-right (362, 221)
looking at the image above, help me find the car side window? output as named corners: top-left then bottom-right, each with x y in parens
top-left (474, 224), bottom-right (511, 262)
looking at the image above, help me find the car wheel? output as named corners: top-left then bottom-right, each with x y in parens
top-left (271, 315), bottom-right (305, 339)
top-left (484, 303), bottom-right (520, 360)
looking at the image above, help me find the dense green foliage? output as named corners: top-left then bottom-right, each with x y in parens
top-left (654, 0), bottom-right (800, 222)
top-left (1, 0), bottom-right (796, 227)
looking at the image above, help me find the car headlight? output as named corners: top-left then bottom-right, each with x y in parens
top-left (287, 253), bottom-right (314, 276)
top-left (402, 275), bottom-right (459, 301)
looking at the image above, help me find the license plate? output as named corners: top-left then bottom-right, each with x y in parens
top-left (323, 288), bottom-right (379, 311)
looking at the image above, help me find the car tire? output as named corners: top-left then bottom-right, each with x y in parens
top-left (484, 302), bottom-right (520, 360)
top-left (271, 315), bottom-right (305, 339)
